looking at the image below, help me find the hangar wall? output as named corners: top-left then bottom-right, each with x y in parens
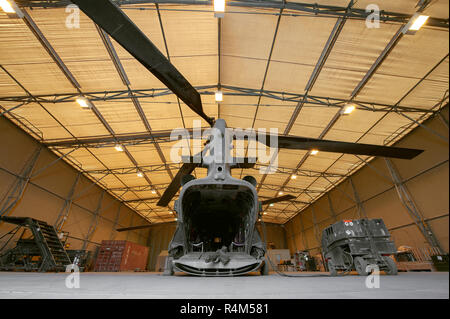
top-left (0, 116), bottom-right (151, 253)
top-left (285, 107), bottom-right (449, 255)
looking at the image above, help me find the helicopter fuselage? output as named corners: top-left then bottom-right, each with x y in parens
top-left (165, 119), bottom-right (267, 276)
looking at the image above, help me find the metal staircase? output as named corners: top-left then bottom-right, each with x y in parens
top-left (0, 216), bottom-right (71, 272)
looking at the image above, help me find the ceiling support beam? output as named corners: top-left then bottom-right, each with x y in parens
top-left (349, 176), bottom-right (367, 218)
top-left (304, 14), bottom-right (348, 93)
top-left (110, 203), bottom-right (123, 240)
top-left (0, 85), bottom-right (438, 114)
top-left (0, 146), bottom-right (42, 218)
top-left (327, 193), bottom-right (338, 223)
top-left (385, 158), bottom-right (444, 254)
top-left (16, 1), bottom-right (449, 29)
top-left (83, 163), bottom-right (346, 178)
top-left (21, 10), bottom-right (81, 89)
top-left (155, 3), bottom-right (188, 130)
top-left (251, 5), bottom-right (284, 128)
top-left (350, 26), bottom-right (404, 99)
top-left (54, 172), bottom-right (82, 232)
top-left (81, 189), bottom-right (105, 250)
top-left (109, 182), bottom-right (325, 195)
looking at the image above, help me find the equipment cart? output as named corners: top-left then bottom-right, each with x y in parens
top-left (321, 218), bottom-right (398, 276)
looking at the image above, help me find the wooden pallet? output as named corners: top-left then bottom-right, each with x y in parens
top-left (396, 261), bottom-right (434, 272)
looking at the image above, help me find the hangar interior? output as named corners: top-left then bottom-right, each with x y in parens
top-left (0, 0), bottom-right (448, 298)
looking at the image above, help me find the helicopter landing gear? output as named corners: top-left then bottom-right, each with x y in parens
top-left (163, 257), bottom-right (174, 276)
top-left (260, 259), bottom-right (269, 276)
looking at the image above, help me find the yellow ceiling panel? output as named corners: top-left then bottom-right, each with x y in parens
top-left (357, 111), bottom-right (424, 145)
top-left (123, 144), bottom-right (162, 166)
top-left (5, 102), bottom-right (74, 140)
top-left (375, 29), bottom-right (449, 80)
top-left (88, 146), bottom-right (134, 169)
top-left (0, 12), bottom-right (51, 65)
top-left (26, 8), bottom-right (113, 62)
top-left (139, 95), bottom-right (184, 130)
top-left (64, 60), bottom-right (126, 92)
top-left (323, 20), bottom-right (401, 72)
top-left (220, 95), bottom-right (259, 127)
top-left (119, 57), bottom-right (166, 90)
top-left (301, 152), bottom-right (343, 172)
top-left (263, 61), bottom-right (314, 94)
top-left (222, 8), bottom-right (279, 60)
top-left (399, 79), bottom-right (449, 110)
top-left (160, 6), bottom-right (217, 57)
top-left (91, 100), bottom-right (147, 134)
top-left (277, 149), bottom-right (308, 167)
top-left (171, 55), bottom-right (217, 87)
top-left (289, 105), bottom-right (340, 137)
top-left (288, 176), bottom-right (321, 189)
top-left (42, 102), bottom-right (111, 137)
top-left (0, 70), bottom-right (23, 96)
top-left (309, 67), bottom-right (366, 99)
top-left (324, 110), bottom-right (386, 142)
top-left (221, 55), bottom-right (267, 89)
top-left (426, 56), bottom-right (449, 83)
top-left (271, 15), bottom-right (337, 65)
top-left (0, 63), bottom-right (76, 95)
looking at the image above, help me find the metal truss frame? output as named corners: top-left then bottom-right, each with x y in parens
top-left (15, 0), bottom-right (450, 29)
top-left (0, 84), bottom-right (437, 115)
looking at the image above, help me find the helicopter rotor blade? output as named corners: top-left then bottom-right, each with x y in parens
top-left (261, 194), bottom-right (296, 206)
top-left (116, 224), bottom-right (153, 232)
top-left (258, 134), bottom-right (423, 160)
top-left (71, 0), bottom-right (214, 126)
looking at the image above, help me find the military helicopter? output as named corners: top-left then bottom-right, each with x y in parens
top-left (72, 0), bottom-right (423, 276)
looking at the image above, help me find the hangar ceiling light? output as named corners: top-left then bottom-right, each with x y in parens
top-left (341, 104), bottom-right (356, 115)
top-left (403, 13), bottom-right (430, 35)
top-left (409, 14), bottom-right (430, 31)
top-left (215, 90), bottom-right (223, 102)
top-left (76, 96), bottom-right (91, 109)
top-left (0, 0), bottom-right (23, 18)
top-left (214, 0), bottom-right (225, 18)
top-left (0, 0), bottom-right (14, 13)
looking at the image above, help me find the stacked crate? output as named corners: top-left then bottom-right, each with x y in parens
top-left (94, 240), bottom-right (149, 272)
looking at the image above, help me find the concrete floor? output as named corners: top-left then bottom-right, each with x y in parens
top-left (0, 271), bottom-right (448, 299)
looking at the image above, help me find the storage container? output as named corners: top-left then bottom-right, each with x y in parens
top-left (94, 240), bottom-right (149, 272)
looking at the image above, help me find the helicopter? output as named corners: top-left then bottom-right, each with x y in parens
top-left (72, 0), bottom-right (423, 276)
